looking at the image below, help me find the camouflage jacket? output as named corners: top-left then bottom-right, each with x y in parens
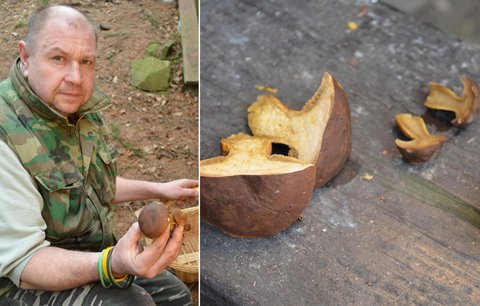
top-left (0, 59), bottom-right (118, 252)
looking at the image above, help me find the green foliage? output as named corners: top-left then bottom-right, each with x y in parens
top-left (14, 21), bottom-right (26, 29)
top-left (106, 52), bottom-right (116, 65)
top-left (145, 43), bottom-right (161, 58)
top-left (144, 12), bottom-right (160, 28)
top-left (39, 0), bottom-right (49, 5)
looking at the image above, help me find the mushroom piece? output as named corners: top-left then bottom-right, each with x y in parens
top-left (171, 209), bottom-right (191, 231)
top-left (394, 113), bottom-right (447, 164)
top-left (138, 204), bottom-right (190, 240)
top-left (200, 133), bottom-right (316, 238)
top-left (247, 72), bottom-right (351, 188)
top-left (424, 76), bottom-right (480, 127)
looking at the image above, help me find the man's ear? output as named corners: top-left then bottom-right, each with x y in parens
top-left (18, 41), bottom-right (30, 77)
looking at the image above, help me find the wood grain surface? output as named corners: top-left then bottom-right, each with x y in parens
top-left (200, 0), bottom-right (480, 304)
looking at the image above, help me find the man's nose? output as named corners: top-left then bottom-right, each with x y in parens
top-left (64, 61), bottom-right (83, 85)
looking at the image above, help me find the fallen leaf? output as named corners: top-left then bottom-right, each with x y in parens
top-left (255, 85), bottom-right (278, 94)
top-left (347, 58), bottom-right (357, 67)
top-left (362, 173), bottom-right (373, 181)
top-left (357, 5), bottom-right (369, 17)
top-left (143, 145), bottom-right (155, 154)
top-left (347, 21), bottom-right (359, 31)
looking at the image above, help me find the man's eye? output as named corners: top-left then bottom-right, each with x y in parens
top-left (81, 59), bottom-right (93, 65)
top-left (52, 56), bottom-right (64, 62)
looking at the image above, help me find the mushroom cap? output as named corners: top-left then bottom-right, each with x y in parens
top-left (248, 72), bottom-right (351, 188)
top-left (138, 203), bottom-right (170, 239)
top-left (200, 133), bottom-right (316, 238)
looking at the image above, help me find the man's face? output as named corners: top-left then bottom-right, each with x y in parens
top-left (19, 17), bottom-right (96, 116)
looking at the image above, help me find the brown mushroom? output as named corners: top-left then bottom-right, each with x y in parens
top-left (138, 203), bottom-right (171, 239)
top-left (395, 113), bottom-right (446, 164)
top-left (247, 72), bottom-right (351, 188)
top-left (200, 133), bottom-right (316, 238)
top-left (171, 209), bottom-right (191, 231)
top-left (424, 76), bottom-right (480, 127)
top-left (138, 204), bottom-right (192, 240)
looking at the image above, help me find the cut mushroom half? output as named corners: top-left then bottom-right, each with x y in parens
top-left (424, 76), bottom-right (480, 127)
top-left (200, 133), bottom-right (316, 238)
top-left (247, 72), bottom-right (352, 188)
top-left (395, 113), bottom-right (447, 164)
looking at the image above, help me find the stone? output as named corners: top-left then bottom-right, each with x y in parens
top-left (145, 40), bottom-right (176, 59)
top-left (145, 43), bottom-right (161, 57)
top-left (160, 39), bottom-right (176, 59)
top-left (99, 23), bottom-right (112, 31)
top-left (130, 57), bottom-right (171, 92)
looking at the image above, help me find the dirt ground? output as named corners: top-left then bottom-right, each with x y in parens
top-left (0, 0), bottom-right (198, 303)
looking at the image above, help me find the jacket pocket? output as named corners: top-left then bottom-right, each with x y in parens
top-left (33, 160), bottom-right (95, 241)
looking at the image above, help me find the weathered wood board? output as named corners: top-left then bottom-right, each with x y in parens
top-left (200, 0), bottom-right (480, 304)
top-left (179, 0), bottom-right (199, 84)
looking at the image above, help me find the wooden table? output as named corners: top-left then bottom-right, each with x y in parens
top-left (200, 0), bottom-right (480, 304)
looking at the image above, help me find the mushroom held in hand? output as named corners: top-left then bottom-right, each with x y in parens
top-left (138, 203), bottom-right (171, 239)
top-left (172, 209), bottom-right (190, 231)
top-left (138, 204), bottom-right (189, 239)
top-left (395, 113), bottom-right (446, 164)
top-left (247, 72), bottom-right (351, 188)
top-left (200, 133), bottom-right (316, 238)
top-left (424, 76), bottom-right (480, 127)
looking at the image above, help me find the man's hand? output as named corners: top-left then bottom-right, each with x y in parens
top-left (113, 177), bottom-right (198, 204)
top-left (19, 219), bottom-right (186, 291)
top-left (109, 222), bottom-right (184, 278)
top-left (157, 178), bottom-right (198, 200)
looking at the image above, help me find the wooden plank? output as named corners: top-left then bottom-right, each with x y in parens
top-left (179, 0), bottom-right (199, 84)
top-left (200, 0), bottom-right (480, 304)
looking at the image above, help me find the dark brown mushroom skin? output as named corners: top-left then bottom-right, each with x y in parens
top-left (138, 203), bottom-right (170, 239)
top-left (201, 166), bottom-right (316, 238)
top-left (314, 76), bottom-right (352, 187)
top-left (395, 143), bottom-right (444, 164)
top-left (394, 113), bottom-right (446, 164)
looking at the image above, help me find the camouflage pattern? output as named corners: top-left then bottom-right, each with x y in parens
top-left (0, 59), bottom-right (118, 251)
top-left (0, 59), bottom-right (193, 305)
top-left (0, 270), bottom-right (192, 306)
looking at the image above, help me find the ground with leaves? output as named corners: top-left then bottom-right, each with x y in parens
top-left (0, 0), bottom-right (198, 302)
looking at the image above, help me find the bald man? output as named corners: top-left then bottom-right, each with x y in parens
top-left (0, 4), bottom-right (196, 305)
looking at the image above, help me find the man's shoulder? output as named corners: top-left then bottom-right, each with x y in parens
top-left (0, 78), bottom-right (21, 114)
top-left (0, 79), bottom-right (25, 142)
top-left (0, 77), bottom-right (16, 98)
top-left (0, 78), bottom-right (19, 118)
